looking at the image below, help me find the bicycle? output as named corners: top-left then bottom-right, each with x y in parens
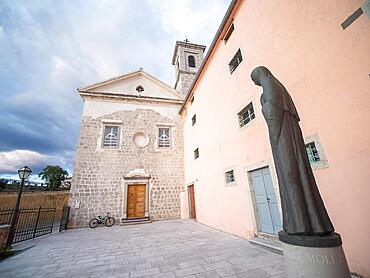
top-left (89, 212), bottom-right (115, 228)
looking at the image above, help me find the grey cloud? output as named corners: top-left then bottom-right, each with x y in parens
top-left (0, 0), bottom-right (230, 176)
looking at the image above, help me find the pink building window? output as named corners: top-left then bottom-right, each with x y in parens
top-left (306, 142), bottom-right (321, 164)
top-left (194, 148), bottom-right (199, 159)
top-left (225, 170), bottom-right (235, 184)
top-left (238, 102), bottom-right (255, 127)
top-left (229, 49), bottom-right (243, 74)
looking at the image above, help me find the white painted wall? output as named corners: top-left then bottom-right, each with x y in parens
top-left (89, 74), bottom-right (180, 100)
top-left (83, 99), bottom-right (181, 122)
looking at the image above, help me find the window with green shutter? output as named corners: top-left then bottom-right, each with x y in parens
top-left (306, 142), bottom-right (320, 164)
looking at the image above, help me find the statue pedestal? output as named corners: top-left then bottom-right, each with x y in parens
top-left (279, 232), bottom-right (351, 278)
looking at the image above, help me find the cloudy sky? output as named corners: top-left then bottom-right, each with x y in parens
top-left (0, 0), bottom-right (230, 180)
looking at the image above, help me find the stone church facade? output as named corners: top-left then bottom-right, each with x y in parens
top-left (69, 42), bottom-right (205, 227)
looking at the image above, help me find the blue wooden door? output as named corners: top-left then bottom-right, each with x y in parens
top-left (251, 167), bottom-right (282, 234)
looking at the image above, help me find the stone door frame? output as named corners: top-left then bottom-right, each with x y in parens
top-left (122, 169), bottom-right (151, 219)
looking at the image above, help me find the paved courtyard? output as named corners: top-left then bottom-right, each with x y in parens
top-left (0, 220), bottom-right (287, 278)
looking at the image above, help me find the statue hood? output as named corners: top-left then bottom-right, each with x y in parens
top-left (251, 66), bottom-right (300, 121)
top-left (250, 66), bottom-right (272, 86)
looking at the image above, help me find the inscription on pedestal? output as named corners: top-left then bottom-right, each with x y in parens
top-left (285, 251), bottom-right (346, 264)
top-left (282, 243), bottom-right (351, 278)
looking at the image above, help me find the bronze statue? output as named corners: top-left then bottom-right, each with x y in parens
top-left (251, 66), bottom-right (334, 237)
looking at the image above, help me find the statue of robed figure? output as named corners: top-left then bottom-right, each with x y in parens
top-left (250, 66), bottom-right (334, 237)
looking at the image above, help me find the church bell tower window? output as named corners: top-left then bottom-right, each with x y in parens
top-left (188, 55), bottom-right (196, 68)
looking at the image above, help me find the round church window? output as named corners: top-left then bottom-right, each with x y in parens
top-left (133, 132), bottom-right (149, 148)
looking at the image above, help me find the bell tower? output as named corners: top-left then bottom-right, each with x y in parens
top-left (172, 40), bottom-right (206, 96)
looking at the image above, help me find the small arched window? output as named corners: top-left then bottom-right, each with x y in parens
top-left (188, 55), bottom-right (196, 68)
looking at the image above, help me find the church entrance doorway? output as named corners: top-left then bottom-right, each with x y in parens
top-left (188, 185), bottom-right (196, 219)
top-left (250, 167), bottom-right (282, 235)
top-left (127, 184), bottom-right (146, 218)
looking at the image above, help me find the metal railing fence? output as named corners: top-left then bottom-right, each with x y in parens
top-left (0, 207), bottom-right (56, 243)
top-left (59, 206), bottom-right (70, 232)
top-left (0, 208), bottom-right (14, 225)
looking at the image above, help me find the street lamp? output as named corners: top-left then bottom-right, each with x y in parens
top-left (6, 166), bottom-right (32, 248)
top-left (18, 166), bottom-right (32, 180)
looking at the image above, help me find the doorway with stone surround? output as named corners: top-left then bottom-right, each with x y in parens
top-left (127, 184), bottom-right (146, 218)
top-left (122, 169), bottom-right (150, 220)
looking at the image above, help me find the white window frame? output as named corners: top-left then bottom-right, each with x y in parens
top-left (101, 124), bottom-right (121, 149)
top-left (238, 101), bottom-right (255, 128)
top-left (157, 127), bottom-right (171, 149)
top-left (304, 133), bottom-right (329, 170)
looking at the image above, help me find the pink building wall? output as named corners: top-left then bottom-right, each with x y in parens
top-left (181, 0), bottom-right (370, 276)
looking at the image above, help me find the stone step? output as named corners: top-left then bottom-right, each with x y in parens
top-left (249, 237), bottom-right (283, 255)
top-left (120, 217), bottom-right (152, 226)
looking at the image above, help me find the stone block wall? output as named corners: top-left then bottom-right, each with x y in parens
top-left (69, 106), bottom-right (184, 228)
top-left (177, 73), bottom-right (197, 96)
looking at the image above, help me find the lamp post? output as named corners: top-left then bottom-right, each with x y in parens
top-left (6, 166), bottom-right (32, 248)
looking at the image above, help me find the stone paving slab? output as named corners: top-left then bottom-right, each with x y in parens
top-left (0, 220), bottom-right (287, 278)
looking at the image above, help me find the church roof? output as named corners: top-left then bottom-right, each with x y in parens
top-left (78, 69), bottom-right (184, 101)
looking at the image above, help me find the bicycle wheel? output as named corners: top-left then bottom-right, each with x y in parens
top-left (105, 217), bottom-right (115, 227)
top-left (89, 218), bottom-right (99, 228)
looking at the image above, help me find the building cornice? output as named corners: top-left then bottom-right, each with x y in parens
top-left (78, 69), bottom-right (184, 100)
top-left (178, 69), bottom-right (197, 75)
top-left (79, 90), bottom-right (183, 105)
